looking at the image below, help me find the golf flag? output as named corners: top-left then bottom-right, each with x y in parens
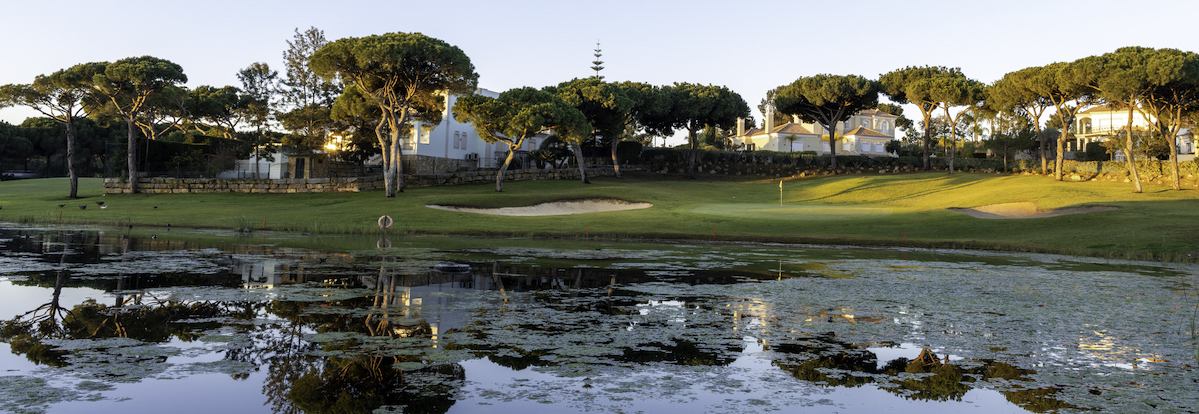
top-left (779, 180), bottom-right (783, 189)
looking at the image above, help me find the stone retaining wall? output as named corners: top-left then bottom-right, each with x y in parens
top-left (401, 154), bottom-right (478, 174)
top-left (103, 165), bottom-right (641, 194)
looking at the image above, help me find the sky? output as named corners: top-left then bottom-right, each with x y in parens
top-left (2, 0), bottom-right (1198, 145)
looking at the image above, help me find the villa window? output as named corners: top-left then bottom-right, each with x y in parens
top-left (453, 132), bottom-right (460, 149)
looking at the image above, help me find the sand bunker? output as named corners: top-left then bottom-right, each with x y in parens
top-left (426, 199), bottom-right (652, 216)
top-left (949, 202), bottom-right (1118, 219)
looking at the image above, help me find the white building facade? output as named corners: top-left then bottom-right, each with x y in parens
top-left (1072, 105), bottom-right (1195, 161)
top-left (407, 88), bottom-right (547, 169)
top-left (733, 108), bottom-right (899, 156)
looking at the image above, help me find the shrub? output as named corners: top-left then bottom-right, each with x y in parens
top-left (1084, 142), bottom-right (1110, 161)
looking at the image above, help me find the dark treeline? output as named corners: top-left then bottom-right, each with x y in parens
top-left (4, 31), bottom-right (1197, 197)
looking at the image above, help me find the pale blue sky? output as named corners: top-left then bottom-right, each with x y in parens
top-left (2, 0), bottom-right (1197, 144)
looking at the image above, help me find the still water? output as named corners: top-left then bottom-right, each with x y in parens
top-left (0, 225), bottom-right (1195, 414)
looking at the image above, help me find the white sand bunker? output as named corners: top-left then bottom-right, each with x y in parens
top-left (426, 199), bottom-right (652, 216)
top-left (949, 202), bottom-right (1118, 219)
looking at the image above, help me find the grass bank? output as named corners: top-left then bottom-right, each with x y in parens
top-left (2, 172), bottom-right (1197, 261)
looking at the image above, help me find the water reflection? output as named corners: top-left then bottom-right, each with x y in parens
top-left (0, 227), bottom-right (1195, 413)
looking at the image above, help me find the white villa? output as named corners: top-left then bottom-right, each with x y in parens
top-left (406, 87), bottom-right (546, 169)
top-left (219, 87), bottom-right (555, 178)
top-left (1071, 105), bottom-right (1195, 160)
top-left (732, 107), bottom-right (899, 156)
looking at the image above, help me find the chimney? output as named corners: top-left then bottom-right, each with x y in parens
top-left (736, 118), bottom-right (745, 137)
top-left (765, 105), bottom-right (775, 132)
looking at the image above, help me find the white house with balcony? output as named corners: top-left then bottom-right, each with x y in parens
top-left (1072, 105), bottom-right (1195, 161)
top-left (732, 107), bottom-right (898, 156)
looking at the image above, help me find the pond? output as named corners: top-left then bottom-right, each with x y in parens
top-left (0, 225), bottom-right (1196, 414)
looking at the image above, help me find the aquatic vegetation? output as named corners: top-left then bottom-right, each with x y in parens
top-left (0, 227), bottom-right (1196, 413)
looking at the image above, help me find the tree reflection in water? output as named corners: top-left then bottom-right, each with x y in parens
top-left (1, 232), bottom-right (74, 366)
top-left (269, 255), bottom-right (465, 414)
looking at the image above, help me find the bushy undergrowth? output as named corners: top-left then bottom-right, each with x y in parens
top-left (636, 147), bottom-right (1199, 179)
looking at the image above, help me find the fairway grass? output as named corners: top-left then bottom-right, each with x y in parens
top-left (2, 171), bottom-right (1198, 261)
top-left (690, 203), bottom-right (894, 220)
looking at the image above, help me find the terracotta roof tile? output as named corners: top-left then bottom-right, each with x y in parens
top-left (773, 123), bottom-right (815, 135)
top-left (855, 109), bottom-right (899, 118)
top-left (843, 126), bottom-right (894, 138)
top-left (1080, 104), bottom-right (1135, 114)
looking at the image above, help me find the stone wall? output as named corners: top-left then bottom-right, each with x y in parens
top-left (401, 154), bottom-right (478, 174)
top-left (104, 176), bottom-right (385, 194)
top-left (103, 165), bottom-right (640, 194)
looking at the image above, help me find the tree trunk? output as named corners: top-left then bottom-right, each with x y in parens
top-left (610, 137), bottom-right (622, 179)
top-left (948, 134), bottom-right (955, 174)
top-left (380, 127), bottom-right (395, 198)
top-left (826, 124), bottom-right (838, 171)
top-left (945, 108), bottom-right (955, 174)
top-left (1125, 103), bottom-right (1143, 193)
top-left (686, 126), bottom-right (698, 179)
top-left (495, 145), bottom-right (517, 192)
top-left (1169, 139), bottom-right (1181, 190)
top-left (1055, 130), bottom-right (1066, 181)
top-left (1165, 106), bottom-right (1183, 191)
top-left (922, 116), bottom-right (931, 171)
top-left (1039, 132), bottom-right (1048, 175)
top-left (65, 117), bottom-right (78, 198)
top-left (126, 118), bottom-right (138, 194)
top-left (571, 142), bottom-right (589, 184)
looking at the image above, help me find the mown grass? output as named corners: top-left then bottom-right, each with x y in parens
top-left (2, 171), bottom-right (1198, 261)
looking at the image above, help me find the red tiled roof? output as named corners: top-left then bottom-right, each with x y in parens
top-left (772, 123), bottom-right (815, 135)
top-left (843, 126), bottom-right (894, 138)
top-left (855, 109), bottom-right (899, 118)
top-left (1080, 104), bottom-right (1133, 114)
